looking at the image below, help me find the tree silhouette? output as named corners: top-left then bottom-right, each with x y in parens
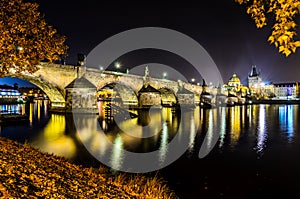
top-left (0, 0), bottom-right (68, 76)
top-left (236, 0), bottom-right (300, 56)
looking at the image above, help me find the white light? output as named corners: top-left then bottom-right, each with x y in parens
top-left (115, 62), bottom-right (121, 69)
top-left (17, 46), bottom-right (23, 51)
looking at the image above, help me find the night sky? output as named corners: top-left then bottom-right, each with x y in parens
top-left (2, 0), bottom-right (300, 86)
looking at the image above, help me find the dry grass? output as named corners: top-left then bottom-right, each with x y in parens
top-left (0, 136), bottom-right (178, 198)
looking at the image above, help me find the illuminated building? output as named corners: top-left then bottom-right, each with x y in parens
top-left (0, 84), bottom-right (25, 104)
top-left (19, 87), bottom-right (47, 100)
top-left (248, 65), bottom-right (262, 88)
top-left (226, 73), bottom-right (249, 95)
top-left (273, 82), bottom-right (299, 99)
top-left (0, 85), bottom-right (21, 98)
top-left (228, 73), bottom-right (241, 89)
top-left (224, 73), bottom-right (249, 104)
top-left (260, 83), bottom-right (275, 99)
top-left (248, 65), bottom-right (263, 97)
top-left (247, 65), bottom-right (275, 99)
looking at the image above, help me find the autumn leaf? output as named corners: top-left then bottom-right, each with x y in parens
top-left (0, 0), bottom-right (68, 77)
top-left (235, 0), bottom-right (300, 56)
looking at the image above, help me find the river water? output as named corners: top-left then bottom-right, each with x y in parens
top-left (1, 100), bottom-right (300, 198)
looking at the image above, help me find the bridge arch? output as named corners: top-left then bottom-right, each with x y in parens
top-left (92, 72), bottom-right (144, 94)
top-left (158, 87), bottom-right (178, 106)
top-left (7, 75), bottom-right (65, 108)
top-left (97, 82), bottom-right (138, 106)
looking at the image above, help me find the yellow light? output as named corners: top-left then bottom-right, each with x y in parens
top-left (110, 135), bottom-right (124, 170)
top-left (163, 72), bottom-right (167, 78)
top-left (115, 62), bottom-right (121, 69)
top-left (31, 114), bottom-right (76, 159)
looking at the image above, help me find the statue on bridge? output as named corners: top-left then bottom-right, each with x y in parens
top-left (145, 65), bottom-right (149, 77)
top-left (143, 66), bottom-right (150, 87)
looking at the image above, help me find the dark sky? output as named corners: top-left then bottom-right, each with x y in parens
top-left (29, 0), bottom-right (300, 84)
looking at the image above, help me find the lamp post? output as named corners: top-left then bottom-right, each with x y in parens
top-left (163, 72), bottom-right (167, 79)
top-left (115, 62), bottom-right (121, 72)
top-left (16, 46), bottom-right (23, 51)
top-left (191, 78), bottom-right (195, 84)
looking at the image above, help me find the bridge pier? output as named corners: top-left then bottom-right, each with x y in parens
top-left (65, 77), bottom-right (98, 114)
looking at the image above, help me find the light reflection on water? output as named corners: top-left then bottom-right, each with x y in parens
top-left (30, 113), bottom-right (77, 159)
top-left (279, 105), bottom-right (295, 142)
top-left (218, 107), bottom-right (226, 148)
top-left (0, 102), bottom-right (300, 166)
top-left (255, 105), bottom-right (268, 154)
top-left (229, 106), bottom-right (241, 148)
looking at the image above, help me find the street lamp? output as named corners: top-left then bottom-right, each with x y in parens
top-left (16, 46), bottom-right (23, 51)
top-left (115, 62), bottom-right (121, 71)
top-left (191, 78), bottom-right (195, 84)
top-left (163, 72), bottom-right (167, 79)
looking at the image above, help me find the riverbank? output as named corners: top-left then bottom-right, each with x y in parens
top-left (251, 99), bottom-right (300, 104)
top-left (0, 136), bottom-right (177, 198)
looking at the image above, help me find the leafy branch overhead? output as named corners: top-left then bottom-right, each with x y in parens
top-left (0, 0), bottom-right (68, 76)
top-left (236, 0), bottom-right (300, 56)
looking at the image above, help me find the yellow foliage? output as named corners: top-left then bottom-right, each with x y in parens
top-left (0, 0), bottom-right (68, 77)
top-left (235, 0), bottom-right (300, 56)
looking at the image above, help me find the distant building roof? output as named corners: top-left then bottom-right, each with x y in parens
top-left (65, 77), bottom-right (96, 89)
top-left (202, 79), bottom-right (208, 87)
top-left (273, 82), bottom-right (299, 87)
top-left (249, 65), bottom-right (260, 77)
top-left (229, 73), bottom-right (241, 84)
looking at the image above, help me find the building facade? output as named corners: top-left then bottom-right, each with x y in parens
top-left (224, 73), bottom-right (249, 97)
top-left (248, 65), bottom-right (262, 93)
top-left (273, 82), bottom-right (299, 99)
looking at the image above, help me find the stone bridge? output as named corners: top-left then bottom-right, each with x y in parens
top-left (6, 62), bottom-right (205, 110)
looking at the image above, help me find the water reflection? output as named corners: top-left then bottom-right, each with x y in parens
top-left (187, 108), bottom-right (197, 154)
top-left (1, 102), bottom-right (300, 169)
top-left (29, 103), bottom-right (33, 125)
top-left (218, 107), bottom-right (226, 148)
top-left (206, 109), bottom-right (214, 149)
top-left (159, 122), bottom-right (168, 165)
top-left (0, 104), bottom-right (24, 114)
top-left (110, 135), bottom-right (124, 171)
top-left (31, 113), bottom-right (77, 159)
top-left (279, 105), bottom-right (294, 142)
top-left (229, 106), bottom-right (241, 148)
top-left (255, 105), bottom-right (268, 154)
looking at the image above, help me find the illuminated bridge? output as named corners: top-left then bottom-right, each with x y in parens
top-left (5, 63), bottom-right (205, 111)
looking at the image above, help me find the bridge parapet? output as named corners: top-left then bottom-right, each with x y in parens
top-left (35, 63), bottom-right (77, 91)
